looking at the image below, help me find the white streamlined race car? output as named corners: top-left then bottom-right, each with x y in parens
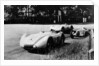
top-left (20, 31), bottom-right (65, 51)
top-left (70, 27), bottom-right (89, 38)
top-left (50, 24), bottom-right (74, 34)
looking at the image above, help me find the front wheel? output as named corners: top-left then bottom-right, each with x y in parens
top-left (70, 31), bottom-right (74, 39)
top-left (61, 27), bottom-right (65, 33)
top-left (46, 37), bottom-right (54, 52)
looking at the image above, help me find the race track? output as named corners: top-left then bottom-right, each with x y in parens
top-left (4, 24), bottom-right (93, 60)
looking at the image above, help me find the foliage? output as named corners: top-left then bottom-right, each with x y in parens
top-left (4, 5), bottom-right (94, 24)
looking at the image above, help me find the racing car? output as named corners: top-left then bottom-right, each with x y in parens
top-left (50, 24), bottom-right (74, 34)
top-left (20, 31), bottom-right (65, 51)
top-left (70, 27), bottom-right (89, 38)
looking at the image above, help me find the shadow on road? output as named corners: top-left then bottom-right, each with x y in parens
top-left (26, 43), bottom-right (71, 54)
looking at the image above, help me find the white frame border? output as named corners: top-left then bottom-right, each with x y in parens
top-left (0, 0), bottom-right (99, 66)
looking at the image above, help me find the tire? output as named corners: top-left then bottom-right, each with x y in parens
top-left (77, 31), bottom-right (80, 37)
top-left (61, 34), bottom-right (65, 44)
top-left (61, 27), bottom-right (65, 33)
top-left (46, 37), bottom-right (54, 51)
top-left (70, 31), bottom-right (74, 39)
top-left (85, 31), bottom-right (89, 37)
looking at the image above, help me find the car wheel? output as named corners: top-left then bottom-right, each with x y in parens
top-left (61, 27), bottom-right (65, 33)
top-left (85, 31), bottom-right (89, 37)
top-left (61, 34), bottom-right (65, 44)
top-left (70, 31), bottom-right (74, 39)
top-left (77, 31), bottom-right (80, 36)
top-left (46, 37), bottom-right (54, 51)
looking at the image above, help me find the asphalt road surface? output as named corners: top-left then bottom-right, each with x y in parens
top-left (4, 24), bottom-right (93, 60)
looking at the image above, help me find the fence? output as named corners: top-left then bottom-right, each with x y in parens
top-left (88, 29), bottom-right (94, 60)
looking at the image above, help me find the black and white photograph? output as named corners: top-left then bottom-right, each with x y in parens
top-left (4, 5), bottom-right (94, 60)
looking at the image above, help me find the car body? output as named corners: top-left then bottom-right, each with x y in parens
top-left (50, 24), bottom-right (73, 34)
top-left (50, 25), bottom-right (62, 32)
top-left (70, 27), bottom-right (89, 38)
top-left (20, 31), bottom-right (65, 51)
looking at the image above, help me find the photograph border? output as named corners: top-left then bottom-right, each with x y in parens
top-left (0, 0), bottom-right (99, 66)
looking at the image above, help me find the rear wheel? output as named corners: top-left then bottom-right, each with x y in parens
top-left (77, 31), bottom-right (80, 37)
top-left (61, 34), bottom-right (65, 44)
top-left (85, 31), bottom-right (89, 37)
